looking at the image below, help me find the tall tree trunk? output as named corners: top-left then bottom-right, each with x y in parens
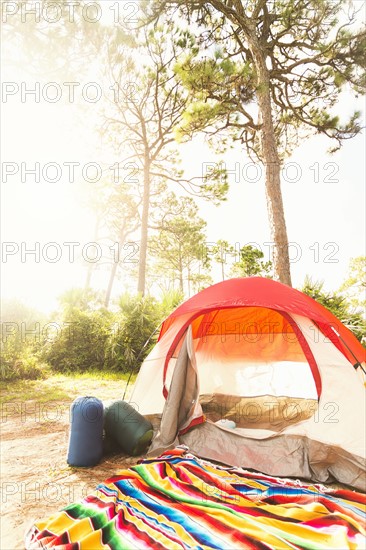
top-left (179, 250), bottom-right (184, 293)
top-left (105, 256), bottom-right (119, 308)
top-left (106, 221), bottom-right (130, 308)
top-left (249, 42), bottom-right (292, 286)
top-left (85, 216), bottom-right (101, 290)
top-left (137, 158), bottom-right (151, 295)
top-left (85, 264), bottom-right (93, 290)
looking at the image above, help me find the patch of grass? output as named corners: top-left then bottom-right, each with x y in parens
top-left (0, 372), bottom-right (136, 410)
top-left (54, 370), bottom-right (136, 383)
top-left (0, 379), bottom-right (71, 405)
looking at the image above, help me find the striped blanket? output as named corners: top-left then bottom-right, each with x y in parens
top-left (26, 447), bottom-right (366, 549)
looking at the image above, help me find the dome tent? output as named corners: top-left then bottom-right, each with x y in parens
top-left (130, 277), bottom-right (366, 490)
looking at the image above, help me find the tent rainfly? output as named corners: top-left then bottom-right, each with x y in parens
top-left (131, 278), bottom-right (366, 490)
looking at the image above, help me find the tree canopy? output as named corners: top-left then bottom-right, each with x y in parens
top-left (147, 0), bottom-right (365, 285)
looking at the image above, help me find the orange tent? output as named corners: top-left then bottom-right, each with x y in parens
top-left (131, 278), bottom-right (366, 490)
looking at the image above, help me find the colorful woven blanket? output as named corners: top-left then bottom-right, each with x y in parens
top-left (26, 447), bottom-right (366, 549)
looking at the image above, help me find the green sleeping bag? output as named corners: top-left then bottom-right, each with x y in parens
top-left (104, 400), bottom-right (153, 456)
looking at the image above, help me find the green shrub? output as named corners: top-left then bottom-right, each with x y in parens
top-left (43, 308), bottom-right (114, 373)
top-left (0, 334), bottom-right (50, 381)
top-left (107, 293), bottom-right (163, 373)
top-left (0, 300), bottom-right (48, 381)
top-left (1, 289), bottom-right (183, 379)
top-left (302, 277), bottom-right (366, 345)
top-left (0, 356), bottom-right (50, 382)
top-left (159, 288), bottom-right (184, 318)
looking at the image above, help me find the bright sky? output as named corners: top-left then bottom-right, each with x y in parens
top-left (1, 4), bottom-right (365, 314)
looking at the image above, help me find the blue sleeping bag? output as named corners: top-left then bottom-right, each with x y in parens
top-left (67, 396), bottom-right (104, 467)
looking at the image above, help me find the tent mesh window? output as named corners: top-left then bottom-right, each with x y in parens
top-left (184, 307), bottom-right (319, 431)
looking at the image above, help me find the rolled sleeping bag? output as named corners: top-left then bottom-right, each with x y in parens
top-left (67, 396), bottom-right (104, 467)
top-left (104, 400), bottom-right (153, 456)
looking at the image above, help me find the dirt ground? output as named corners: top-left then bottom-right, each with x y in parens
top-left (2, 377), bottom-right (358, 549)
top-left (0, 378), bottom-right (147, 550)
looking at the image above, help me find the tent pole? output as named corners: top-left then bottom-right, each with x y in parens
top-left (122, 324), bottom-right (162, 401)
top-left (330, 326), bottom-right (366, 375)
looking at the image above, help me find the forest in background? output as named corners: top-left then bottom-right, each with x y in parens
top-left (2, 1), bottom-right (365, 380)
top-left (2, 255), bottom-right (365, 382)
